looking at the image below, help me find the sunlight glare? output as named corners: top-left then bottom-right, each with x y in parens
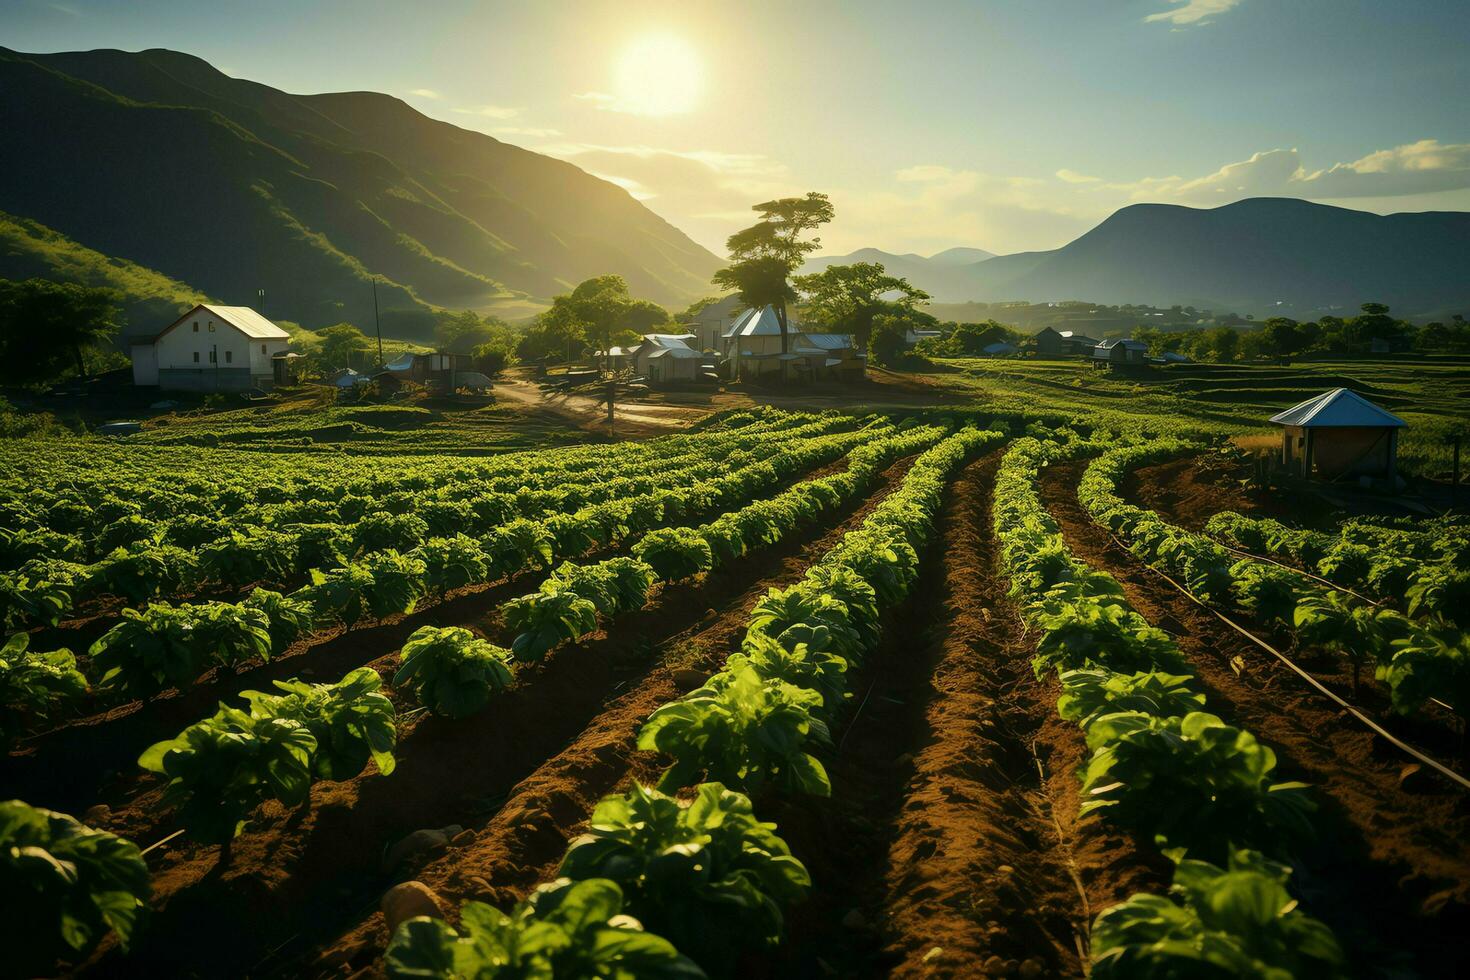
top-left (613, 33), bottom-right (702, 116)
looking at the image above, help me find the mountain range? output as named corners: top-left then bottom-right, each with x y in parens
top-left (811, 199), bottom-right (1470, 318)
top-left (0, 47), bottom-right (722, 337)
top-left (800, 246), bottom-right (996, 301)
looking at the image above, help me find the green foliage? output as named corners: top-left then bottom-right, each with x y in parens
top-left (413, 534), bottom-right (490, 595)
top-left (559, 783), bottom-right (810, 967)
top-left (0, 277), bottom-right (122, 385)
top-left (394, 626), bottom-right (515, 719)
top-left (632, 528), bottom-right (714, 582)
top-left (1079, 711), bottom-right (1314, 861)
top-left (0, 800), bottom-right (151, 974)
top-left (1380, 616), bottom-right (1470, 718)
top-left (504, 586), bottom-right (600, 663)
top-left (385, 877), bottom-right (704, 979)
top-left (243, 588), bottom-right (315, 655)
top-left (138, 705), bottom-right (316, 843)
top-left (1056, 667), bottom-right (1205, 729)
top-left (1091, 849), bottom-right (1346, 980)
top-left (0, 633), bottom-right (86, 746)
top-left (242, 667), bottom-right (397, 781)
top-left (638, 666), bottom-right (831, 797)
top-left (90, 601), bottom-right (273, 699)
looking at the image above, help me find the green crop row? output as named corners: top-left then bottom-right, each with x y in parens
top-left (1079, 440), bottom-right (1470, 719)
top-left (992, 436), bottom-right (1348, 978)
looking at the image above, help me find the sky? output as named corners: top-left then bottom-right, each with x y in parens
top-left (6, 0), bottom-right (1470, 258)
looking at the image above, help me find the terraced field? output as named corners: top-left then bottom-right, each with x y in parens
top-left (3, 406), bottom-right (1467, 978)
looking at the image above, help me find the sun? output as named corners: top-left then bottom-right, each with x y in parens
top-left (613, 33), bottom-right (702, 116)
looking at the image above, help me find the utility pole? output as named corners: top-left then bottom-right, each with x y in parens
top-left (257, 288), bottom-right (265, 317)
top-left (372, 277), bottom-right (384, 369)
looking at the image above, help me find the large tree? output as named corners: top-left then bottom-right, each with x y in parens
top-left (517, 276), bottom-right (671, 367)
top-left (315, 323), bottom-right (372, 370)
top-left (792, 261), bottom-right (929, 350)
top-left (0, 278), bottom-right (121, 384)
top-left (712, 193), bottom-right (834, 355)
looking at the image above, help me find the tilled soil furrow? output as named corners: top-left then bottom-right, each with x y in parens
top-left (874, 454), bottom-right (1108, 979)
top-left (290, 455), bottom-right (923, 976)
top-left (80, 458), bottom-right (908, 979)
top-left (1039, 458), bottom-right (1470, 977)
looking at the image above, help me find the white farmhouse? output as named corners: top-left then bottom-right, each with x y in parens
top-left (131, 304), bottom-right (291, 391)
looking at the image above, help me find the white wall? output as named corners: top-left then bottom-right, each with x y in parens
top-left (153, 311), bottom-right (287, 380)
top-left (130, 344), bottom-right (158, 385)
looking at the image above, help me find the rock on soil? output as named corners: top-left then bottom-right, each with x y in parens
top-left (381, 881), bottom-right (444, 932)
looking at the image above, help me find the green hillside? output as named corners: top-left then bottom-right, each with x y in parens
top-left (0, 47), bottom-right (722, 338)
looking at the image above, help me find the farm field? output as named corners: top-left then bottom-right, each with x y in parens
top-left (926, 355), bottom-right (1470, 479)
top-left (2, 402), bottom-right (1468, 979)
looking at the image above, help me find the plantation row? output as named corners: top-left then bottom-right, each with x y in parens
top-left (1080, 440), bottom-right (1468, 720)
top-left (993, 435), bottom-right (1349, 977)
top-left (0, 417), bottom-right (922, 744)
top-left (0, 425), bottom-right (992, 976)
top-left (0, 412), bottom-right (870, 629)
top-left (386, 427), bottom-right (1003, 975)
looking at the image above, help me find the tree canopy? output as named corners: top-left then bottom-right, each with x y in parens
top-left (0, 278), bottom-right (122, 384)
top-left (793, 261), bottom-right (929, 349)
top-left (517, 276), bottom-right (672, 366)
top-left (712, 193), bottom-right (833, 355)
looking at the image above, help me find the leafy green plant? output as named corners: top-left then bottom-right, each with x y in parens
top-left (90, 601), bottom-right (273, 699)
top-left (138, 706), bottom-right (316, 844)
top-left (243, 588), bottom-right (315, 655)
top-left (0, 633), bottom-right (87, 745)
top-left (1229, 561), bottom-right (1301, 629)
top-left (559, 783), bottom-right (810, 967)
top-left (414, 534), bottom-right (489, 596)
top-left (1380, 616), bottom-right (1470, 719)
top-left (384, 877), bottom-right (704, 979)
top-left (0, 800), bottom-right (151, 975)
top-left (200, 530), bottom-right (297, 587)
top-left (1056, 667), bottom-right (1205, 729)
top-left (0, 562), bottom-right (78, 628)
top-left (1079, 711), bottom-right (1313, 861)
top-left (1407, 568), bottom-right (1470, 630)
top-left (483, 518), bottom-right (555, 578)
top-left (1293, 590), bottom-right (1393, 693)
top-left (242, 667), bottom-right (397, 781)
top-left (721, 630), bottom-right (849, 716)
top-left (633, 528), bottom-right (714, 582)
top-left (504, 585), bottom-right (599, 663)
top-left (638, 666), bottom-right (831, 796)
top-left (394, 626), bottom-right (515, 719)
top-left (1091, 849), bottom-right (1346, 980)
top-left (352, 512), bottom-right (429, 557)
top-left (1029, 594), bottom-right (1187, 679)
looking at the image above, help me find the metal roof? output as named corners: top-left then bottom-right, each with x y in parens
top-left (801, 333), bottom-right (854, 351)
top-left (725, 306), bottom-right (798, 338)
top-left (1268, 388), bottom-right (1407, 428)
top-left (641, 333), bottom-right (698, 350)
top-left (646, 346), bottom-right (702, 359)
top-left (1096, 338), bottom-right (1147, 350)
top-left (150, 304), bottom-right (291, 343)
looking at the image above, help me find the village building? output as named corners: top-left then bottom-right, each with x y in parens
top-left (1092, 338), bottom-right (1150, 366)
top-left (1270, 388), bottom-right (1407, 482)
top-left (982, 341), bottom-right (1017, 357)
top-left (721, 306), bottom-right (863, 382)
top-left (383, 351), bottom-right (474, 387)
top-left (684, 295), bottom-right (748, 352)
top-left (632, 333), bottom-right (705, 385)
top-left (1057, 330), bottom-right (1100, 355)
top-left (130, 304), bottom-right (290, 391)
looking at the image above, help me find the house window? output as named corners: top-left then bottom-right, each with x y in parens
top-left (193, 351), bottom-right (200, 363)
top-left (208, 322), bottom-right (215, 332)
top-left (209, 350), bottom-right (216, 363)
top-left (225, 351), bottom-right (233, 363)
top-left (261, 344), bottom-right (267, 354)
top-left (193, 322), bottom-right (199, 332)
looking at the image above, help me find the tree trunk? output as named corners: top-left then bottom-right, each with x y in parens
top-left (73, 343), bottom-right (87, 379)
top-left (776, 302), bottom-right (789, 355)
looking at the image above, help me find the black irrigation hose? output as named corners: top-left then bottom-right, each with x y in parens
top-left (1212, 540), bottom-right (1383, 607)
top-left (1107, 532), bottom-right (1470, 794)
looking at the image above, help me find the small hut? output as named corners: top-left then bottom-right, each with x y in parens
top-left (1269, 388), bottom-right (1407, 482)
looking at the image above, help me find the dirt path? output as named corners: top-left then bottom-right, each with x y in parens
top-left (1040, 459), bottom-right (1470, 977)
top-left (493, 376), bottom-right (707, 435)
top-left (296, 456), bottom-right (924, 975)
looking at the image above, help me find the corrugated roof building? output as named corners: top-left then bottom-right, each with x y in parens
top-left (130, 303), bottom-right (291, 391)
top-left (1270, 388), bottom-right (1407, 482)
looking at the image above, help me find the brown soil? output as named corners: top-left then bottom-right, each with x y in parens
top-left (1040, 459), bottom-right (1470, 977)
top-left (1125, 454), bottom-right (1286, 532)
top-left (868, 454), bottom-right (1160, 978)
top-left (79, 456), bottom-right (920, 978)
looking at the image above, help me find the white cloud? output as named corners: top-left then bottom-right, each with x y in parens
top-left (1144, 0), bottom-right (1243, 27)
top-left (1056, 168), bottom-right (1101, 184)
top-left (1119, 140), bottom-right (1470, 203)
top-left (491, 126), bottom-right (563, 138)
top-left (408, 88), bottom-right (442, 100)
top-left (451, 104), bottom-right (521, 120)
